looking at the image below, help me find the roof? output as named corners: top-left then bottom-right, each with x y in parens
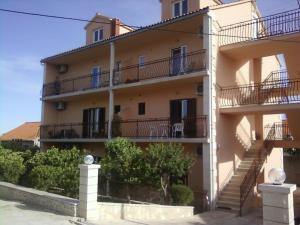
top-left (84, 13), bottom-right (113, 30)
top-left (41, 7), bottom-right (209, 63)
top-left (0, 122), bottom-right (41, 141)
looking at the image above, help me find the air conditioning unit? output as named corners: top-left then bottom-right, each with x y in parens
top-left (55, 102), bottom-right (66, 110)
top-left (56, 64), bottom-right (68, 74)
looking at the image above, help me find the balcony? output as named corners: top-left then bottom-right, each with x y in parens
top-left (42, 50), bottom-right (206, 99)
top-left (218, 78), bottom-right (300, 111)
top-left (40, 116), bottom-right (208, 143)
top-left (40, 122), bottom-right (108, 140)
top-left (113, 50), bottom-right (206, 86)
top-left (264, 122), bottom-right (293, 141)
top-left (42, 71), bottom-right (110, 98)
top-left (219, 9), bottom-right (300, 46)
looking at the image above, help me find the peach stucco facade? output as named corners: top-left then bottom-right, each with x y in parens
top-left (40, 0), bottom-right (299, 215)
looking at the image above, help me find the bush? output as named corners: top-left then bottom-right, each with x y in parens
top-left (0, 148), bottom-right (26, 184)
top-left (27, 147), bottom-right (83, 198)
top-left (170, 184), bottom-right (194, 206)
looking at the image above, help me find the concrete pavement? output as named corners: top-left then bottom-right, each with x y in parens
top-left (0, 199), bottom-right (263, 225)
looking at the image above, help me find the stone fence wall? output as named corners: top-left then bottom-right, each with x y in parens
top-left (98, 202), bottom-right (194, 221)
top-left (0, 182), bottom-right (78, 217)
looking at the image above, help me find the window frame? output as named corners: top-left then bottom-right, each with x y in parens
top-left (93, 28), bottom-right (104, 43)
top-left (172, 0), bottom-right (188, 17)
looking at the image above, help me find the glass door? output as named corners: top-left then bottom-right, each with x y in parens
top-left (171, 46), bottom-right (186, 75)
top-left (82, 107), bottom-right (106, 138)
top-left (91, 66), bottom-right (101, 88)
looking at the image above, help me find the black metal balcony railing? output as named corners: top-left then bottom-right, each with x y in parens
top-left (42, 50), bottom-right (206, 98)
top-left (42, 71), bottom-right (110, 97)
top-left (263, 69), bottom-right (288, 83)
top-left (219, 9), bottom-right (300, 46)
top-left (219, 78), bottom-right (300, 107)
top-left (41, 116), bottom-right (208, 140)
top-left (113, 50), bottom-right (206, 85)
top-left (112, 116), bottom-right (207, 139)
top-left (40, 122), bottom-right (108, 139)
top-left (264, 122), bottom-right (293, 141)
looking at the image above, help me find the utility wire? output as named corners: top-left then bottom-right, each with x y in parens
top-left (1, 8), bottom-right (300, 45)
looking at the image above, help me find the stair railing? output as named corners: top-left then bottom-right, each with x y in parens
top-left (239, 131), bottom-right (275, 216)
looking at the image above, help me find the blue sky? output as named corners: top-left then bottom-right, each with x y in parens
top-left (0, 0), bottom-right (298, 135)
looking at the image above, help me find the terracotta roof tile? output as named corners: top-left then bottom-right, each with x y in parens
top-left (0, 122), bottom-right (40, 141)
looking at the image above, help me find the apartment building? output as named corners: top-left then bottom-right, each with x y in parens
top-left (40, 0), bottom-right (300, 215)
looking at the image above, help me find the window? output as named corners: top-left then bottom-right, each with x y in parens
top-left (93, 28), bottom-right (104, 43)
top-left (138, 102), bottom-right (145, 115)
top-left (138, 56), bottom-right (145, 69)
top-left (173, 0), bottom-right (188, 17)
top-left (114, 105), bottom-right (121, 114)
top-left (82, 107), bottom-right (106, 138)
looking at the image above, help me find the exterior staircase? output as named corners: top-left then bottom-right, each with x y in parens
top-left (216, 141), bottom-right (267, 214)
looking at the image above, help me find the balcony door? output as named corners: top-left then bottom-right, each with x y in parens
top-left (171, 46), bottom-right (186, 75)
top-left (91, 66), bottom-right (101, 88)
top-left (82, 107), bottom-right (106, 138)
top-left (170, 98), bottom-right (196, 137)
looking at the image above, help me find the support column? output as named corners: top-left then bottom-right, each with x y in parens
top-left (78, 164), bottom-right (101, 221)
top-left (40, 63), bottom-right (47, 151)
top-left (259, 183), bottom-right (296, 225)
top-left (108, 42), bottom-right (115, 139)
top-left (202, 12), bottom-right (218, 210)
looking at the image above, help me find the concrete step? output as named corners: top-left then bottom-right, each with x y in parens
top-left (217, 200), bottom-right (240, 207)
top-left (221, 191), bottom-right (240, 198)
top-left (219, 195), bottom-right (240, 202)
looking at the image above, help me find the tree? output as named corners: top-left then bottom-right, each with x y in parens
top-left (143, 143), bottom-right (194, 203)
top-left (101, 138), bottom-right (143, 199)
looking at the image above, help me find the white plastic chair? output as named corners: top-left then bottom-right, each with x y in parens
top-left (172, 123), bottom-right (184, 138)
top-left (149, 126), bottom-right (158, 139)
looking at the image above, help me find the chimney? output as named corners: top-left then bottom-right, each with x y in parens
top-left (111, 18), bottom-right (121, 37)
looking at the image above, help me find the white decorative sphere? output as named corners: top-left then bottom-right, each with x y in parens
top-left (84, 155), bottom-right (94, 165)
top-left (268, 168), bottom-right (286, 185)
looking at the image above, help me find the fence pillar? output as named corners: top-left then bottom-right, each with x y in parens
top-left (259, 183), bottom-right (296, 225)
top-left (78, 162), bottom-right (100, 221)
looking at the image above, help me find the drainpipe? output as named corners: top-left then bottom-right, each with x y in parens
top-left (108, 42), bottom-right (115, 139)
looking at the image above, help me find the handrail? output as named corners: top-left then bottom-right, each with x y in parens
top-left (239, 125), bottom-right (277, 216)
top-left (264, 122), bottom-right (293, 141)
top-left (41, 115), bottom-right (208, 139)
top-left (219, 9), bottom-right (300, 45)
top-left (42, 50), bottom-right (206, 97)
top-left (219, 78), bottom-right (300, 107)
top-left (239, 141), bottom-right (273, 216)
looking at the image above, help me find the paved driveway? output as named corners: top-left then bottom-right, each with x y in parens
top-left (0, 199), bottom-right (73, 225)
top-left (0, 199), bottom-right (263, 225)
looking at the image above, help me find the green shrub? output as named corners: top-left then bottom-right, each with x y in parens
top-left (28, 147), bottom-right (83, 198)
top-left (170, 184), bottom-right (194, 206)
top-left (0, 148), bottom-right (25, 184)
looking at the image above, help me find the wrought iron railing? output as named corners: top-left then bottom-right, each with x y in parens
top-left (263, 69), bottom-right (287, 83)
top-left (112, 116), bottom-right (207, 139)
top-left (219, 9), bottom-right (300, 46)
top-left (40, 122), bottom-right (108, 139)
top-left (265, 122), bottom-right (293, 141)
top-left (41, 116), bottom-right (207, 140)
top-left (239, 141), bottom-right (273, 216)
top-left (219, 78), bottom-right (300, 107)
top-left (42, 71), bottom-right (110, 97)
top-left (113, 50), bottom-right (206, 85)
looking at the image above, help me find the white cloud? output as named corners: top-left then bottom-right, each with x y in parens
top-left (0, 55), bottom-right (43, 95)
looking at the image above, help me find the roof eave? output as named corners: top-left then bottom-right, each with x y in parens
top-left (41, 7), bottom-right (209, 64)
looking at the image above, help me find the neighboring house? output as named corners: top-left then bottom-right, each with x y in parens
top-left (0, 122), bottom-right (41, 148)
top-left (40, 0), bottom-right (300, 215)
